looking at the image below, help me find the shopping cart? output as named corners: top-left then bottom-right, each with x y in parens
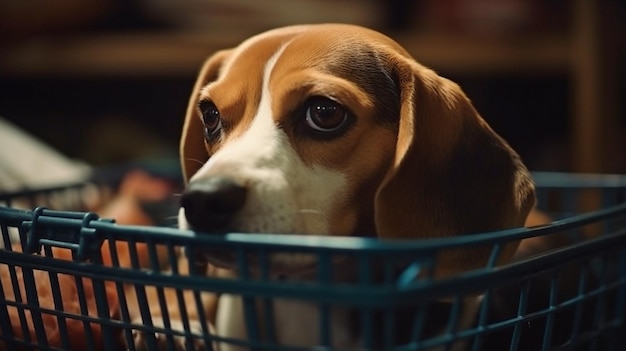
top-left (0, 172), bottom-right (625, 351)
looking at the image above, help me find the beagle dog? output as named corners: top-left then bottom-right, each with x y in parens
top-left (136, 23), bottom-right (536, 350)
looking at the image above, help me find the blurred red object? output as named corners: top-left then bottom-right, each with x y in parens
top-left (0, 169), bottom-right (174, 350)
top-left (0, 246), bottom-right (122, 350)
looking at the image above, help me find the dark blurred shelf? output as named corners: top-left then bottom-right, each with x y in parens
top-left (0, 31), bottom-right (249, 78)
top-left (0, 30), bottom-right (570, 78)
top-left (399, 32), bottom-right (571, 74)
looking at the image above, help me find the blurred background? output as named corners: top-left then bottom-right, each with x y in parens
top-left (1, 0), bottom-right (625, 175)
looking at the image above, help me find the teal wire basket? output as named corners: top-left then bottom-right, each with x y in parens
top-left (1, 172), bottom-right (625, 351)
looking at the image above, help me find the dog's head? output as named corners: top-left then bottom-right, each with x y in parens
top-left (179, 24), bottom-right (535, 278)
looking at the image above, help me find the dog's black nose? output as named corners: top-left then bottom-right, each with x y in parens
top-left (181, 177), bottom-right (247, 232)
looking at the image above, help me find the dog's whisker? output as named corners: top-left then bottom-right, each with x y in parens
top-left (184, 157), bottom-right (206, 166)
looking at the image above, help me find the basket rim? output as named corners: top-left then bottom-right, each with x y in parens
top-left (2, 200), bottom-right (625, 253)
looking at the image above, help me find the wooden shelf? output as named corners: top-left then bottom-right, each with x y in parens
top-left (0, 30), bottom-right (571, 78)
top-left (0, 31), bottom-right (250, 78)
top-left (397, 32), bottom-right (571, 74)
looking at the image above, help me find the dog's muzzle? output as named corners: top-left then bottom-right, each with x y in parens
top-left (181, 176), bottom-right (247, 233)
top-left (180, 176), bottom-right (322, 278)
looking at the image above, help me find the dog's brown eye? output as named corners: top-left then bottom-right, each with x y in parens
top-left (199, 101), bottom-right (222, 140)
top-left (305, 97), bottom-right (349, 133)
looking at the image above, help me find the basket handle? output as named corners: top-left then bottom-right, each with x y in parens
top-left (23, 206), bottom-right (113, 262)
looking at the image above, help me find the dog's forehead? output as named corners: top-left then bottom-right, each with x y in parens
top-left (221, 24), bottom-right (405, 79)
top-left (199, 27), bottom-right (309, 106)
top-left (200, 24), bottom-right (402, 132)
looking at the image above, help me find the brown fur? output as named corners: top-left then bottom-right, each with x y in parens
top-left (181, 24), bottom-right (536, 278)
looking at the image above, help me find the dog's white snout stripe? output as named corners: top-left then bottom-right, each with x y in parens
top-left (190, 43), bottom-right (288, 184)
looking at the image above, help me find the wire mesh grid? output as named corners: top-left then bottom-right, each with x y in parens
top-left (0, 172), bottom-right (625, 351)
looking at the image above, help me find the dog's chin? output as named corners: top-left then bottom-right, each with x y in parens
top-left (179, 210), bottom-right (326, 279)
top-left (199, 250), bottom-right (320, 280)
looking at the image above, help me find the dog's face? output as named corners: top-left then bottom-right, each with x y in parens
top-left (181, 25), bottom-right (399, 237)
top-left (179, 24), bottom-right (536, 277)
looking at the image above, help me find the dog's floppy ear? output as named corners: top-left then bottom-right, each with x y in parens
top-left (180, 50), bottom-right (232, 183)
top-left (375, 58), bottom-right (536, 278)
